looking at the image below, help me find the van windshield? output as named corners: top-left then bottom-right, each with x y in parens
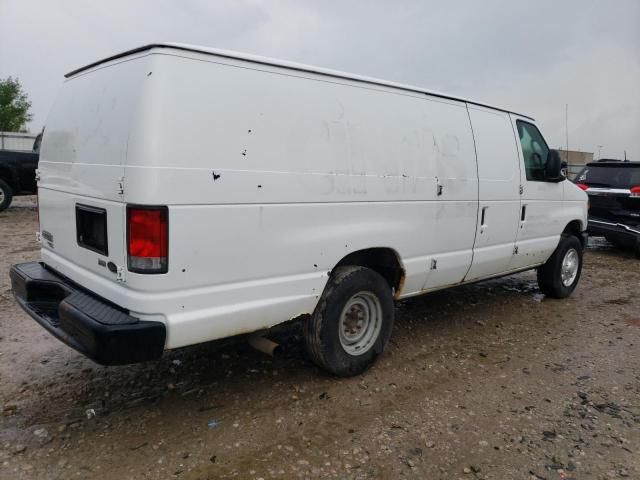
top-left (574, 164), bottom-right (640, 189)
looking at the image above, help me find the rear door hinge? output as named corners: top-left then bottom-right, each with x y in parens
top-left (116, 266), bottom-right (126, 282)
top-left (513, 245), bottom-right (519, 255)
top-left (430, 258), bottom-right (437, 270)
top-left (117, 176), bottom-right (125, 195)
top-left (35, 169), bottom-right (41, 183)
top-left (519, 184), bottom-right (524, 195)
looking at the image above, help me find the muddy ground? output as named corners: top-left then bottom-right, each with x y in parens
top-left (0, 196), bottom-right (639, 480)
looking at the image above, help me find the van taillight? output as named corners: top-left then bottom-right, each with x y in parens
top-left (127, 206), bottom-right (168, 274)
top-left (630, 186), bottom-right (640, 198)
top-left (576, 183), bottom-right (589, 191)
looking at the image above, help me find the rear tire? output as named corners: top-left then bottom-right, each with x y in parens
top-left (0, 179), bottom-right (13, 212)
top-left (304, 266), bottom-right (394, 377)
top-left (537, 235), bottom-right (583, 298)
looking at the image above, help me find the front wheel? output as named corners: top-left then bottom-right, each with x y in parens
top-left (303, 266), bottom-right (394, 377)
top-left (0, 179), bottom-right (13, 212)
top-left (537, 235), bottom-right (583, 298)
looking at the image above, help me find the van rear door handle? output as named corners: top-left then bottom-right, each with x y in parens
top-left (520, 205), bottom-right (527, 224)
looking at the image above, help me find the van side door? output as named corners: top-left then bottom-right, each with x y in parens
top-left (464, 106), bottom-right (521, 281)
top-left (509, 116), bottom-right (564, 269)
top-left (420, 100), bottom-right (480, 291)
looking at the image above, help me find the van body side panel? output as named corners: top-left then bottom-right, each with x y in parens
top-left (116, 52), bottom-right (478, 347)
top-left (465, 106), bottom-right (521, 280)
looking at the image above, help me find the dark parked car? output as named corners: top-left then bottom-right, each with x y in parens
top-left (0, 134), bottom-right (41, 212)
top-left (574, 160), bottom-right (640, 255)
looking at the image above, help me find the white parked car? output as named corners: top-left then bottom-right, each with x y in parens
top-left (10, 44), bottom-right (588, 376)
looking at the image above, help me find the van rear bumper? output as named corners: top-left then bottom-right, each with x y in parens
top-left (9, 262), bottom-right (166, 365)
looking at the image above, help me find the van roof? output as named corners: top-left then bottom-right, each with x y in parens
top-left (65, 43), bottom-right (534, 120)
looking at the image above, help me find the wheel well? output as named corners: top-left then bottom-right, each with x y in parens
top-left (563, 220), bottom-right (584, 247)
top-left (333, 248), bottom-right (405, 298)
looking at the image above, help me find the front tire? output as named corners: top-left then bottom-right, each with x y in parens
top-left (537, 235), bottom-right (583, 298)
top-left (304, 266), bottom-right (394, 377)
top-left (0, 179), bottom-right (13, 212)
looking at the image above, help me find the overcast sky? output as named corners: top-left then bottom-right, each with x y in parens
top-left (1, 0), bottom-right (638, 159)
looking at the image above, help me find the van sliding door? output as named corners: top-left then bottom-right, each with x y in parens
top-left (464, 106), bottom-right (521, 281)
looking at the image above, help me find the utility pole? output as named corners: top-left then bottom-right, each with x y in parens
top-left (597, 145), bottom-right (603, 160)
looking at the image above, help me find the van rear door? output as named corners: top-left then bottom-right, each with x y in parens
top-left (37, 55), bottom-right (149, 282)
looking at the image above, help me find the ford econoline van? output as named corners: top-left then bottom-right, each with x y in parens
top-left (10, 44), bottom-right (588, 376)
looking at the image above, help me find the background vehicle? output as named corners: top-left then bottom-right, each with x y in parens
top-left (11, 44), bottom-right (588, 376)
top-left (0, 131), bottom-right (41, 212)
top-left (574, 161), bottom-right (640, 255)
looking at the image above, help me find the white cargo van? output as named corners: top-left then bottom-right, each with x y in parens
top-left (11, 44), bottom-right (588, 376)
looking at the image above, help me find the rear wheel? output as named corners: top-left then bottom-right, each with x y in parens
top-left (304, 266), bottom-right (394, 376)
top-left (537, 235), bottom-right (583, 298)
top-left (0, 179), bottom-right (13, 212)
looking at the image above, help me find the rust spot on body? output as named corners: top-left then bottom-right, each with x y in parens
top-left (394, 269), bottom-right (406, 300)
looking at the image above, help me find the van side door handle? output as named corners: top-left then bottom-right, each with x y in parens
top-left (520, 204), bottom-right (527, 226)
top-left (480, 206), bottom-right (488, 233)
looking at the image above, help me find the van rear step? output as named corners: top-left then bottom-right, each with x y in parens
top-left (10, 262), bottom-right (165, 365)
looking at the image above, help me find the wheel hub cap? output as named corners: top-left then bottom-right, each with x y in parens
top-left (338, 292), bottom-right (382, 356)
top-left (561, 248), bottom-right (579, 287)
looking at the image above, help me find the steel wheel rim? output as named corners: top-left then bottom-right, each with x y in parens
top-left (561, 248), bottom-right (579, 287)
top-left (0, 187), bottom-right (4, 204)
top-left (338, 291), bottom-right (382, 356)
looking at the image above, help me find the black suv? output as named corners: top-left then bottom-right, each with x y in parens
top-left (0, 133), bottom-right (41, 212)
top-left (574, 160), bottom-right (640, 255)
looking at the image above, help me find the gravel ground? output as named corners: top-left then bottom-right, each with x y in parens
top-left (0, 197), bottom-right (639, 480)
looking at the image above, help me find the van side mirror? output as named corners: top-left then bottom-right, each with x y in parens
top-left (545, 149), bottom-right (564, 182)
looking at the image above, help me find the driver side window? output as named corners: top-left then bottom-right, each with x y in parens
top-left (517, 121), bottom-right (549, 182)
